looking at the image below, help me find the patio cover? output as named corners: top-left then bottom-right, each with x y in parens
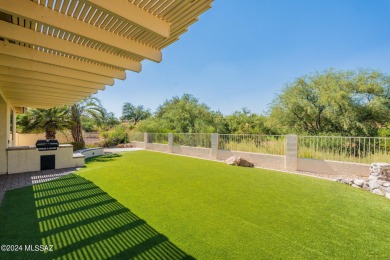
top-left (0, 0), bottom-right (213, 108)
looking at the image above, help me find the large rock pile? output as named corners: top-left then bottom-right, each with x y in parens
top-left (337, 162), bottom-right (390, 199)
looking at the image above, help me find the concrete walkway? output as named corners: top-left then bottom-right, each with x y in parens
top-left (0, 167), bottom-right (77, 205)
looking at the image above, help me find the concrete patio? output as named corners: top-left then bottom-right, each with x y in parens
top-left (0, 167), bottom-right (78, 205)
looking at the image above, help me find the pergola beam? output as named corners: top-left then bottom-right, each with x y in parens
top-left (7, 96), bottom-right (80, 105)
top-left (0, 53), bottom-right (114, 85)
top-left (0, 66), bottom-right (105, 90)
top-left (81, 0), bottom-right (170, 38)
top-left (8, 99), bottom-right (75, 108)
top-left (3, 92), bottom-right (83, 103)
top-left (0, 77), bottom-right (97, 94)
top-left (0, 0), bottom-right (162, 62)
top-left (0, 43), bottom-right (126, 80)
top-left (0, 21), bottom-right (141, 71)
top-left (0, 84), bottom-right (91, 98)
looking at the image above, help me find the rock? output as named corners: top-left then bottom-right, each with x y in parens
top-left (382, 182), bottom-right (390, 188)
top-left (363, 184), bottom-right (370, 191)
top-left (368, 180), bottom-right (380, 191)
top-left (370, 162), bottom-right (390, 176)
top-left (341, 179), bottom-right (351, 185)
top-left (372, 189), bottom-right (384, 196)
top-left (225, 156), bottom-right (237, 165)
top-left (351, 184), bottom-right (361, 189)
top-left (378, 186), bottom-right (390, 194)
top-left (236, 157), bottom-right (254, 167)
top-left (336, 178), bottom-right (343, 183)
top-left (225, 156), bottom-right (254, 167)
top-left (353, 179), bottom-right (365, 187)
top-left (386, 193), bottom-right (390, 199)
top-left (368, 175), bottom-right (378, 181)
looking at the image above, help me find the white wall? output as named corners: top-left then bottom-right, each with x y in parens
top-left (15, 131), bottom-right (73, 146)
top-left (298, 158), bottom-right (370, 177)
top-left (172, 145), bottom-right (212, 160)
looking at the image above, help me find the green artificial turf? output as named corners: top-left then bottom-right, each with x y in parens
top-left (1, 150), bottom-right (390, 259)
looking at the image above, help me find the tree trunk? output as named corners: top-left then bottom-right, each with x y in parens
top-left (45, 129), bottom-right (56, 140)
top-left (70, 105), bottom-right (85, 148)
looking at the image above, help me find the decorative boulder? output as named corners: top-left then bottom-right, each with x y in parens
top-left (353, 179), bottom-right (365, 187)
top-left (225, 156), bottom-right (237, 165)
top-left (225, 156), bottom-right (254, 167)
top-left (236, 157), bottom-right (254, 167)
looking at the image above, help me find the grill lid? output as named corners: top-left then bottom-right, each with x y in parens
top-left (36, 140), bottom-right (59, 151)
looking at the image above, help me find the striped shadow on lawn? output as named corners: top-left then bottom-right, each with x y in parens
top-left (1, 150), bottom-right (390, 259)
top-left (0, 169), bottom-right (193, 259)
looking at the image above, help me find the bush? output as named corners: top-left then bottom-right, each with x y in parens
top-left (101, 125), bottom-right (129, 147)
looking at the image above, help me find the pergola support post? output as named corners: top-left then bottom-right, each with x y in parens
top-left (0, 94), bottom-right (10, 174)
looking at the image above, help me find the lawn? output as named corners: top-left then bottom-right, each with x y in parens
top-left (1, 150), bottom-right (390, 259)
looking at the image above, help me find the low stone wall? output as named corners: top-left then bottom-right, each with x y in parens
top-left (130, 140), bottom-right (374, 177)
top-left (172, 145), bottom-right (212, 160)
top-left (218, 150), bottom-right (285, 170)
top-left (298, 158), bottom-right (370, 177)
top-left (78, 148), bottom-right (104, 159)
top-left (146, 143), bottom-right (168, 152)
top-left (131, 141), bottom-right (146, 149)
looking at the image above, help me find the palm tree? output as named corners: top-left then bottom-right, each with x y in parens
top-left (70, 97), bottom-right (106, 148)
top-left (17, 107), bottom-right (70, 140)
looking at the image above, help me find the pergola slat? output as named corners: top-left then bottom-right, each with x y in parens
top-left (0, 20), bottom-right (142, 71)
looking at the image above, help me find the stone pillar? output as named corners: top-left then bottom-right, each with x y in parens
top-left (285, 134), bottom-right (298, 171)
top-left (211, 133), bottom-right (219, 159)
top-left (168, 133), bottom-right (173, 153)
top-left (143, 132), bottom-right (148, 149)
top-left (0, 95), bottom-right (10, 174)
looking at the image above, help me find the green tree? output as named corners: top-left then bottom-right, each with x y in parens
top-left (268, 69), bottom-right (390, 136)
top-left (17, 107), bottom-right (70, 140)
top-left (154, 94), bottom-right (217, 133)
top-left (70, 97), bottom-right (106, 148)
top-left (121, 103), bottom-right (151, 125)
top-left (225, 108), bottom-right (272, 134)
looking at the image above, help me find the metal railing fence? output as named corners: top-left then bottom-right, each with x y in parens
top-left (298, 136), bottom-right (390, 164)
top-left (219, 134), bottom-right (286, 155)
top-left (173, 133), bottom-right (212, 148)
top-left (147, 133), bottom-right (169, 144)
top-left (127, 132), bottom-right (144, 142)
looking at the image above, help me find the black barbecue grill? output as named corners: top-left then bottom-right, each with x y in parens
top-left (36, 140), bottom-right (59, 151)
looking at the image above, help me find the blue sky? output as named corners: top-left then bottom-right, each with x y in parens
top-left (97, 0), bottom-right (390, 117)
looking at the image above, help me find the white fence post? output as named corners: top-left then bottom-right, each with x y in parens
top-left (143, 132), bottom-right (148, 149)
top-left (211, 133), bottom-right (219, 159)
top-left (168, 133), bottom-right (173, 153)
top-left (285, 134), bottom-right (298, 171)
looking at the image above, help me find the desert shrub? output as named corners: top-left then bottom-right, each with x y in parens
top-left (101, 125), bottom-right (129, 147)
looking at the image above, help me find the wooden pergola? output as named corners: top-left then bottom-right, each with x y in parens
top-left (0, 0), bottom-right (212, 174)
top-left (0, 0), bottom-right (212, 108)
